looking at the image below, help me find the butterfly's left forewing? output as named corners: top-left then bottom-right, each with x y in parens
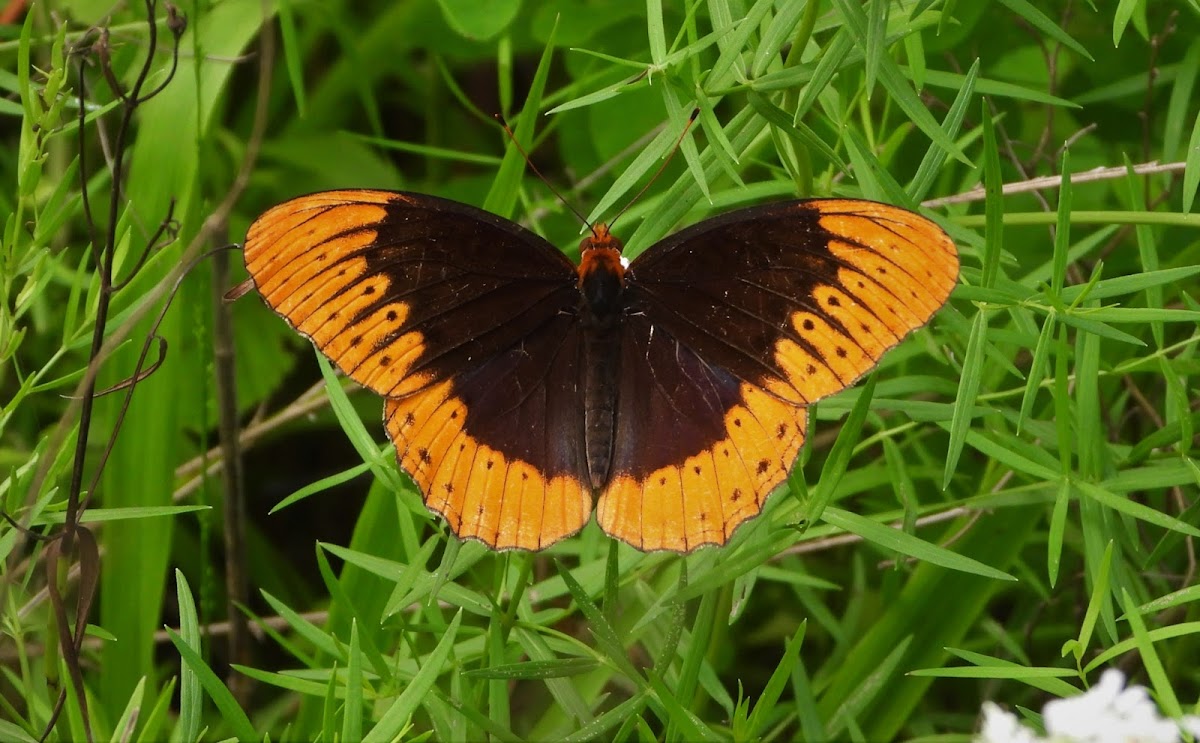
top-left (244, 190), bottom-right (580, 397)
top-left (596, 199), bottom-right (958, 551)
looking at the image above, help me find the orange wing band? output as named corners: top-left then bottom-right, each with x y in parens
top-left (597, 384), bottom-right (807, 552)
top-left (385, 385), bottom-right (592, 551)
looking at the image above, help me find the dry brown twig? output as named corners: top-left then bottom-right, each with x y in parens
top-left (922, 160), bottom-right (1189, 208)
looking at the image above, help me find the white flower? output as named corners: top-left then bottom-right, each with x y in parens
top-left (1042, 670), bottom-right (1179, 743)
top-left (977, 702), bottom-right (1040, 743)
top-left (976, 670), bottom-right (1196, 743)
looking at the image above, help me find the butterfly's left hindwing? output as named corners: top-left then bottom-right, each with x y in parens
top-left (384, 314), bottom-right (592, 551)
top-left (244, 190), bottom-right (592, 550)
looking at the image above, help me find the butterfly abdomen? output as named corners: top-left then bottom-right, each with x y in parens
top-left (582, 328), bottom-right (621, 490)
top-left (578, 225), bottom-right (628, 491)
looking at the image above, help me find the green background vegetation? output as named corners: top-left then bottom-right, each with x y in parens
top-left (2, 0), bottom-right (1199, 740)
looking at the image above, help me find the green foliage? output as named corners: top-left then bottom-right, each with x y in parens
top-left (2, 0), bottom-right (1198, 740)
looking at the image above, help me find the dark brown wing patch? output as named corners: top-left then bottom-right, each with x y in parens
top-left (625, 199), bottom-right (958, 407)
top-left (381, 308), bottom-right (592, 550)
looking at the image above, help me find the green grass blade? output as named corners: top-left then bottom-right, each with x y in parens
top-left (746, 621), bottom-right (806, 738)
top-left (1119, 588), bottom-right (1182, 719)
top-left (108, 677), bottom-right (145, 743)
top-left (1184, 108), bottom-right (1200, 212)
top-left (906, 67), bottom-right (1079, 107)
top-left (174, 570), bottom-right (202, 743)
top-left (1084, 622), bottom-right (1200, 674)
top-left (821, 507), bottom-right (1014, 581)
top-left (1046, 478), bottom-right (1070, 588)
top-left (943, 311), bottom-right (988, 489)
top-left (1112, 0), bottom-right (1140, 47)
top-left (260, 590), bottom-right (342, 658)
top-left (979, 101), bottom-right (1004, 289)
top-left (166, 629), bottom-right (258, 742)
top-left (556, 559), bottom-right (642, 682)
top-left (1074, 480), bottom-right (1200, 538)
top-left (1017, 314), bottom-right (1055, 434)
top-left (807, 375), bottom-right (877, 526)
top-left (362, 609), bottom-right (463, 743)
top-left (908, 59), bottom-right (978, 201)
top-left (864, 0), bottom-right (887, 94)
top-left (342, 621), bottom-right (363, 743)
top-left (791, 30), bottom-right (852, 122)
top-left (270, 461), bottom-right (374, 514)
top-left (560, 691), bottom-right (650, 743)
top-left (483, 19), bottom-right (557, 217)
top-left (276, 0), bottom-right (307, 116)
top-left (1062, 539), bottom-right (1113, 665)
top-left (938, 649), bottom-right (1080, 696)
top-left (315, 547), bottom-right (391, 682)
top-left (465, 658), bottom-right (601, 680)
top-left (997, 0), bottom-right (1093, 59)
top-left (645, 0), bottom-right (667, 65)
top-left (648, 671), bottom-right (721, 742)
top-left (824, 636), bottom-right (913, 738)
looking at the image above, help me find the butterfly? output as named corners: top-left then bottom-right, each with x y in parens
top-left (242, 190), bottom-right (958, 552)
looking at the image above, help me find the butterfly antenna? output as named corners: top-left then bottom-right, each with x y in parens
top-left (495, 114), bottom-right (596, 235)
top-left (608, 108), bottom-right (700, 233)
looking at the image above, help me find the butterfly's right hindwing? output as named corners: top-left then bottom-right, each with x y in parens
top-left (595, 199), bottom-right (958, 551)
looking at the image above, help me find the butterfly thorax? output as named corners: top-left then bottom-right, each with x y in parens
top-left (577, 224), bottom-right (626, 490)
top-left (577, 224), bottom-right (625, 328)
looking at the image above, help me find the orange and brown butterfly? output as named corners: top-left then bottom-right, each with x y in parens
top-left (242, 189), bottom-right (958, 552)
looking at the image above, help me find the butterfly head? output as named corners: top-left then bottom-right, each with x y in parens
top-left (579, 223), bottom-right (623, 255)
